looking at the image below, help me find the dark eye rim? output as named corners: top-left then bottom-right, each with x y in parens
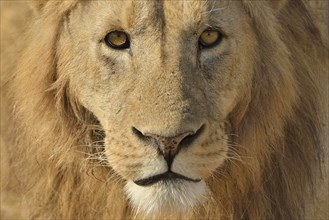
top-left (104, 31), bottom-right (130, 50)
top-left (199, 29), bottom-right (223, 49)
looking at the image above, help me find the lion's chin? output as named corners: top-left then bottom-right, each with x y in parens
top-left (125, 180), bottom-right (208, 218)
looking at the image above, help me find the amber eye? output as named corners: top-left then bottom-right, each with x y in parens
top-left (199, 30), bottom-right (222, 48)
top-left (104, 31), bottom-right (130, 49)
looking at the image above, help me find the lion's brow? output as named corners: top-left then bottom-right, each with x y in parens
top-left (127, 1), bottom-right (165, 35)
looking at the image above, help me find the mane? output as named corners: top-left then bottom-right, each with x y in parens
top-left (5, 0), bottom-right (327, 219)
top-left (210, 1), bottom-right (326, 218)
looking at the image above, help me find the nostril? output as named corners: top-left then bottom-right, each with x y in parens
top-left (132, 125), bottom-right (205, 149)
top-left (179, 125), bottom-right (205, 148)
top-left (131, 125), bottom-right (205, 168)
top-left (132, 127), bottom-right (148, 142)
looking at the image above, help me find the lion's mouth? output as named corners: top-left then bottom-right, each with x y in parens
top-left (134, 171), bottom-right (201, 186)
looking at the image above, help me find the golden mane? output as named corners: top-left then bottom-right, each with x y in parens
top-left (1, 0), bottom-right (327, 219)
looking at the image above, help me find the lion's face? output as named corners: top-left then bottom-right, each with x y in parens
top-left (57, 0), bottom-right (256, 217)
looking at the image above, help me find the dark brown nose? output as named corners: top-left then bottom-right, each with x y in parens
top-left (132, 126), bottom-right (204, 168)
top-left (145, 132), bottom-right (193, 157)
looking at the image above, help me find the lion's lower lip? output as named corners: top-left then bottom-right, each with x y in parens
top-left (134, 171), bottom-right (201, 186)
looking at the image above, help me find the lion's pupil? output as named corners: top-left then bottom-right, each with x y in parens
top-left (199, 30), bottom-right (221, 48)
top-left (110, 32), bottom-right (126, 45)
top-left (105, 31), bottom-right (130, 49)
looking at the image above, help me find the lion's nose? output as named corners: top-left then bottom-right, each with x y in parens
top-left (132, 126), bottom-right (204, 168)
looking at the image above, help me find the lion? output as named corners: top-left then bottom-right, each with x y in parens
top-left (1, 0), bottom-right (328, 219)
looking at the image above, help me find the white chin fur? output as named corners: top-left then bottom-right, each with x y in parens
top-left (125, 180), bottom-right (208, 219)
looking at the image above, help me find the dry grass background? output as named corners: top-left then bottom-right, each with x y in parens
top-left (0, 1), bottom-right (328, 219)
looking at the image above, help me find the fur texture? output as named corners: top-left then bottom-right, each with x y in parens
top-left (1, 0), bottom-right (328, 219)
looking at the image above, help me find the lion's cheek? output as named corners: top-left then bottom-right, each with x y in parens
top-left (172, 147), bottom-right (228, 179)
top-left (219, 90), bottom-right (240, 118)
top-left (104, 138), bottom-right (168, 180)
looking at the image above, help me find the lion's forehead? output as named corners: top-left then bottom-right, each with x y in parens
top-left (84, 0), bottom-right (238, 35)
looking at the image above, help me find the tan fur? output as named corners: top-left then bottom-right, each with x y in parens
top-left (1, 0), bottom-right (328, 219)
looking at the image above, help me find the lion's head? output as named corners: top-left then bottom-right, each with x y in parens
top-left (4, 0), bottom-right (327, 219)
top-left (57, 1), bottom-right (259, 216)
